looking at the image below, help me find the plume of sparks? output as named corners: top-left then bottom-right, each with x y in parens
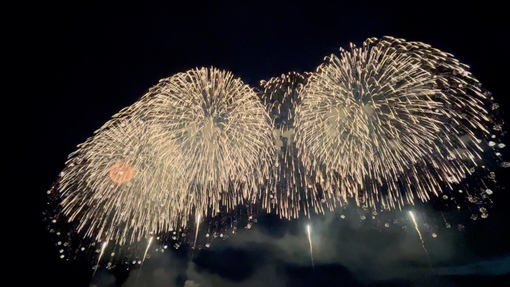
top-left (259, 72), bottom-right (332, 218)
top-left (294, 36), bottom-right (501, 213)
top-left (48, 66), bottom-right (276, 249)
top-left (306, 224), bottom-right (315, 270)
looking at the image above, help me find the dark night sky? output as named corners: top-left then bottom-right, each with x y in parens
top-left (22, 1), bottom-right (510, 286)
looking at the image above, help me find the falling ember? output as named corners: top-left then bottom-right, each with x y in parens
top-left (91, 241), bottom-right (108, 281)
top-left (194, 214), bottom-right (201, 250)
top-left (408, 211), bottom-right (432, 271)
top-left (306, 224), bottom-right (315, 270)
top-left (108, 161), bottom-right (134, 184)
top-left (142, 236), bottom-right (153, 264)
top-left (135, 236), bottom-right (154, 285)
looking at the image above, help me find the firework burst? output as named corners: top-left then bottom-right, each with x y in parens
top-left (294, 36), bottom-right (502, 212)
top-left (49, 112), bottom-right (187, 246)
top-left (139, 66), bottom-right (275, 214)
top-left (46, 40), bottom-right (506, 267)
top-left (48, 66), bottom-right (275, 249)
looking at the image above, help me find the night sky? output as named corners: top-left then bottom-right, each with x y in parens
top-left (25, 1), bottom-right (510, 286)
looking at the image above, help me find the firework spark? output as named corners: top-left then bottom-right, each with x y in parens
top-left (294, 36), bottom-right (500, 212)
top-left (306, 224), bottom-right (315, 270)
top-left (193, 214), bottom-right (201, 251)
top-left (90, 240), bottom-right (108, 282)
top-left (409, 211), bottom-right (432, 271)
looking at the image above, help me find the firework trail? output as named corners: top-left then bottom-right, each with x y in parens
top-left (141, 236), bottom-right (153, 265)
top-left (294, 36), bottom-right (501, 213)
top-left (259, 72), bottom-right (333, 218)
top-left (306, 224), bottom-right (315, 270)
top-left (193, 214), bottom-right (201, 251)
top-left (91, 241), bottom-right (108, 281)
top-left (49, 67), bottom-right (275, 250)
top-left (134, 236), bottom-right (154, 284)
top-left (409, 211), bottom-right (433, 271)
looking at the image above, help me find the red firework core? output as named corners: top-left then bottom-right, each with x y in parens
top-left (109, 161), bottom-right (134, 184)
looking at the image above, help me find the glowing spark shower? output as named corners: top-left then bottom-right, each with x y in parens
top-left (142, 236), bottom-right (153, 264)
top-left (47, 66), bottom-right (276, 250)
top-left (294, 36), bottom-right (502, 213)
top-left (143, 66), bottom-right (276, 217)
top-left (45, 37), bottom-right (506, 269)
top-left (51, 115), bottom-right (185, 246)
top-left (259, 72), bottom-right (331, 218)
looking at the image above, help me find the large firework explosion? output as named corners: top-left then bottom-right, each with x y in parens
top-left (46, 38), bottom-right (507, 268)
top-left (47, 67), bottom-right (275, 256)
top-left (294, 36), bottom-right (503, 213)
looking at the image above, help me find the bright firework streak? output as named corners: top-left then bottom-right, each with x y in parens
top-left (135, 236), bottom-right (154, 285)
top-left (408, 211), bottom-right (432, 270)
top-left (91, 241), bottom-right (108, 280)
top-left (142, 236), bottom-right (153, 264)
top-left (194, 214), bottom-right (201, 250)
top-left (306, 224), bottom-right (315, 270)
